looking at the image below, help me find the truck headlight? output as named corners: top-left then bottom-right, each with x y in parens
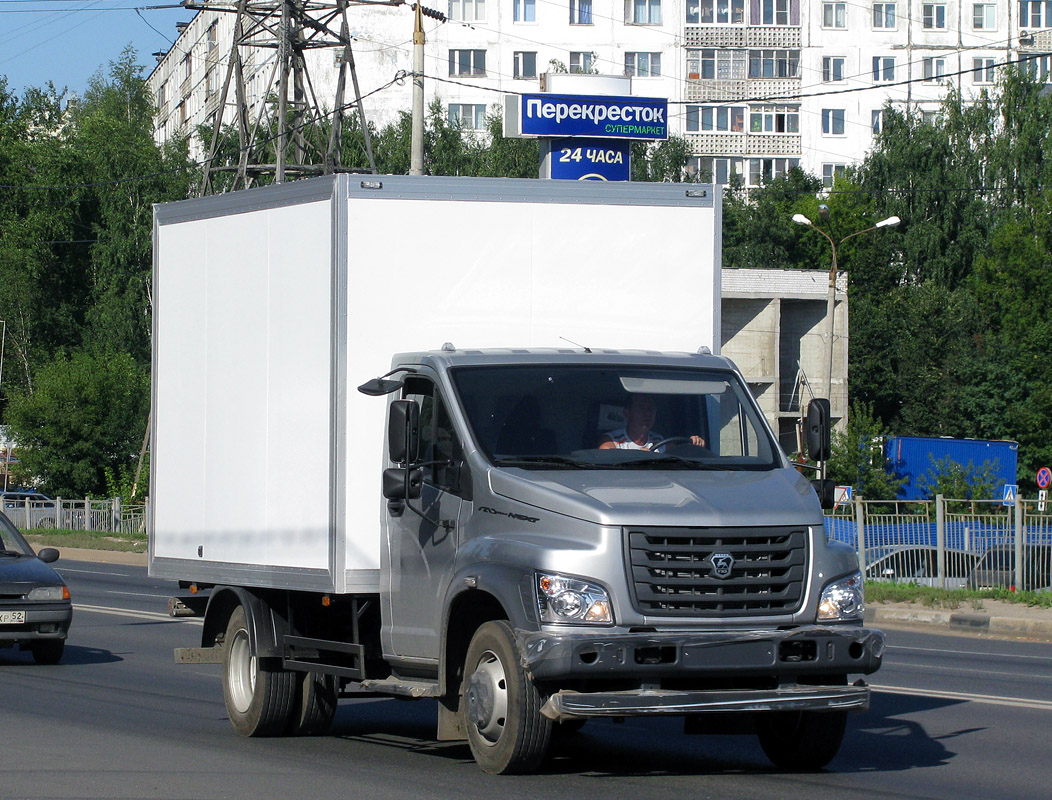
top-left (536, 573), bottom-right (613, 625)
top-left (817, 571), bottom-right (865, 622)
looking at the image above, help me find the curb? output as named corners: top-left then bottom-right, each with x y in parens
top-left (867, 606), bottom-right (1052, 639)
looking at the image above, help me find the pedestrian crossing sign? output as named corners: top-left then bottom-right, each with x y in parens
top-left (1002, 484), bottom-right (1018, 506)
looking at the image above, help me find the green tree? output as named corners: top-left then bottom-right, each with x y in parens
top-left (826, 401), bottom-right (905, 501)
top-left (5, 350), bottom-right (149, 496)
top-left (916, 455), bottom-right (999, 503)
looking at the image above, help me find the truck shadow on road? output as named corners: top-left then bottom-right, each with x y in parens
top-left (326, 691), bottom-right (971, 777)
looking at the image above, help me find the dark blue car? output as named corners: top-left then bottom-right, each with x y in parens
top-left (0, 511), bottom-right (72, 664)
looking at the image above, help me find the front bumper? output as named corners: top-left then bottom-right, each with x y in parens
top-left (519, 624), bottom-right (885, 682)
top-left (541, 683), bottom-right (871, 722)
top-left (0, 602), bottom-right (72, 645)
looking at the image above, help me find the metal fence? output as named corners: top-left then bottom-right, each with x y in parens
top-left (827, 496), bottom-right (1052, 592)
top-left (1, 497), bottom-right (147, 537)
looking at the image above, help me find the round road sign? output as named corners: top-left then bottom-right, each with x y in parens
top-left (1038, 467), bottom-right (1052, 490)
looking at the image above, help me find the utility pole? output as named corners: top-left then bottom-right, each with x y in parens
top-left (410, 1), bottom-right (425, 176)
top-left (193, 0), bottom-right (389, 194)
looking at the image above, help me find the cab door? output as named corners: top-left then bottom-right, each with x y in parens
top-left (384, 375), bottom-right (466, 661)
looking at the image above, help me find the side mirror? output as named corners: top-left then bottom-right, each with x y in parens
top-left (388, 399), bottom-right (420, 464)
top-left (37, 547), bottom-right (60, 564)
top-left (805, 399), bottom-right (831, 462)
top-left (811, 478), bottom-right (835, 510)
top-left (383, 467), bottom-right (423, 501)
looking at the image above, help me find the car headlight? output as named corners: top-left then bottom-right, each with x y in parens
top-left (817, 571), bottom-right (864, 622)
top-left (28, 585), bottom-right (69, 601)
top-left (536, 573), bottom-right (613, 625)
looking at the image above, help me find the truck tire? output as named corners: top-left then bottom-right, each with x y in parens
top-left (288, 671), bottom-right (338, 736)
top-left (755, 709), bottom-right (847, 771)
top-left (222, 605), bottom-right (295, 737)
top-left (463, 620), bottom-right (551, 775)
top-left (30, 639), bottom-right (65, 665)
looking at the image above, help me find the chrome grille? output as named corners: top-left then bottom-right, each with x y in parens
top-left (625, 526), bottom-right (808, 617)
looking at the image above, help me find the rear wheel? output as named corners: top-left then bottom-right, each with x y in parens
top-left (30, 639), bottom-right (65, 665)
top-left (288, 671), bottom-right (338, 736)
top-left (755, 710), bottom-right (847, 771)
top-left (222, 605), bottom-right (295, 736)
top-left (463, 620), bottom-right (551, 775)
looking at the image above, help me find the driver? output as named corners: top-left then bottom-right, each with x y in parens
top-left (598, 394), bottom-right (705, 451)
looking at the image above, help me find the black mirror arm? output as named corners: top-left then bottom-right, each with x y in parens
top-left (400, 459), bottom-right (457, 533)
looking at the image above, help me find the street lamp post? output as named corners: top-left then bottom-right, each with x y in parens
top-left (791, 212), bottom-right (900, 418)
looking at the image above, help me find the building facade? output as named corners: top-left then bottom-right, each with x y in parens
top-left (148, 1), bottom-right (1051, 183)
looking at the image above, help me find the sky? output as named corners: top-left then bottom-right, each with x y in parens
top-left (0, 0), bottom-right (195, 98)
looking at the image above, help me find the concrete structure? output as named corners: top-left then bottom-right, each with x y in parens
top-left (721, 268), bottom-right (848, 453)
top-left (147, 1), bottom-right (1051, 183)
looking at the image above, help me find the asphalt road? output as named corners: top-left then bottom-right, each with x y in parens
top-left (1, 560), bottom-right (1050, 800)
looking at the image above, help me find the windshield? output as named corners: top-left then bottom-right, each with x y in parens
top-left (451, 364), bottom-right (779, 470)
top-left (0, 512), bottom-right (34, 556)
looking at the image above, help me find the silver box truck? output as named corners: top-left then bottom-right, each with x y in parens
top-left (150, 175), bottom-right (883, 774)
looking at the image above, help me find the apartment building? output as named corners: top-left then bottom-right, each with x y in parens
top-left (148, 1), bottom-right (1050, 184)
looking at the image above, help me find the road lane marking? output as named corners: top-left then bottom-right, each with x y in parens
top-left (74, 603), bottom-right (202, 625)
top-left (881, 661), bottom-right (1052, 680)
top-left (889, 644), bottom-right (1052, 662)
top-left (873, 684), bottom-right (1052, 711)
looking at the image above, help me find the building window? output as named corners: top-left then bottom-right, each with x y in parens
top-left (449, 49), bottom-right (486, 76)
top-left (688, 48), bottom-right (747, 79)
top-left (207, 21), bottom-right (219, 51)
top-left (750, 106), bottom-right (799, 133)
top-left (514, 51), bottom-right (537, 78)
top-left (449, 0), bottom-right (486, 21)
top-left (625, 52), bottom-right (661, 77)
top-left (921, 110), bottom-right (939, 125)
top-left (1019, 53), bottom-right (1052, 81)
top-left (923, 57), bottom-right (946, 81)
top-left (448, 103), bottom-right (487, 129)
top-left (177, 101), bottom-right (187, 125)
top-left (570, 0), bottom-right (593, 23)
top-left (822, 56), bottom-right (845, 82)
top-left (1020, 0), bottom-right (1052, 28)
top-left (757, 0), bottom-right (791, 25)
top-left (972, 57), bottom-right (996, 83)
top-left (822, 2), bottom-right (846, 27)
top-left (922, 2), bottom-right (946, 28)
top-left (686, 0), bottom-right (745, 24)
top-left (871, 109), bottom-right (883, 133)
top-left (628, 0), bottom-right (662, 24)
top-left (686, 105), bottom-right (746, 131)
top-left (748, 157), bottom-right (799, 186)
top-left (182, 54), bottom-right (192, 82)
top-left (689, 156), bottom-right (744, 184)
top-left (157, 82), bottom-right (166, 108)
top-left (872, 1), bottom-right (895, 27)
top-left (821, 108), bottom-right (845, 135)
top-left (822, 163), bottom-right (847, 187)
top-left (872, 56), bottom-right (895, 81)
top-left (205, 68), bottom-right (216, 98)
top-left (570, 51), bottom-right (594, 72)
top-left (749, 49), bottom-right (799, 78)
top-left (972, 3), bottom-right (995, 29)
top-left (513, 0), bottom-right (534, 22)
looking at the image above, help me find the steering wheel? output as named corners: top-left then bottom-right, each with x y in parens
top-left (648, 436), bottom-right (692, 451)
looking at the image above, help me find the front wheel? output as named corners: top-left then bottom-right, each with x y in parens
top-left (222, 605), bottom-right (295, 737)
top-left (463, 620), bottom-right (552, 775)
top-left (755, 710), bottom-right (847, 771)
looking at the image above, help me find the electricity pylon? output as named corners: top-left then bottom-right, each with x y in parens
top-left (188, 0), bottom-right (389, 194)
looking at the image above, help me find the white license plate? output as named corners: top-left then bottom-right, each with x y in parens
top-left (0, 610), bottom-right (26, 624)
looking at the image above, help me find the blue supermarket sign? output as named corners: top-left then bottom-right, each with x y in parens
top-left (519, 94), bottom-right (668, 140)
top-left (549, 138), bottom-right (630, 181)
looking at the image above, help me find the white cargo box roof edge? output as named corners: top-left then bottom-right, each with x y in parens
top-left (153, 174), bottom-right (720, 226)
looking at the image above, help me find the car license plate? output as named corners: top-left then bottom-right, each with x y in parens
top-left (0, 610), bottom-right (26, 624)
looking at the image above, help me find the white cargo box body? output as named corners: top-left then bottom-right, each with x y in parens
top-left (149, 175), bottom-right (721, 593)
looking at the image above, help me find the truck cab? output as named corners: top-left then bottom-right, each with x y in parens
top-left (369, 347), bottom-right (883, 773)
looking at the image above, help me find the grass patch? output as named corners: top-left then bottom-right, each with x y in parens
top-left (23, 528), bottom-right (147, 554)
top-left (866, 581), bottom-right (1052, 610)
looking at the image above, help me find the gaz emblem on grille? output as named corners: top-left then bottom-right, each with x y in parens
top-left (709, 552), bottom-right (735, 579)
